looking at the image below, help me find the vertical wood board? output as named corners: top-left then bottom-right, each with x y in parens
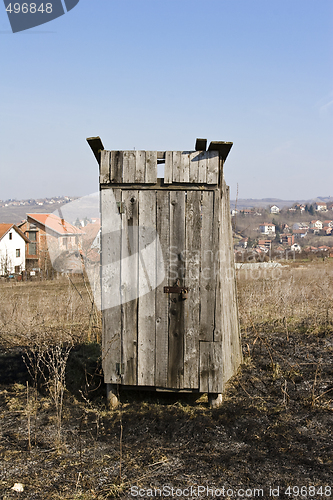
top-left (121, 190), bottom-right (139, 386)
top-left (137, 190), bottom-right (156, 386)
top-left (110, 151), bottom-right (123, 183)
top-left (168, 191), bottom-right (185, 388)
top-left (199, 191), bottom-right (215, 341)
top-left (135, 151), bottom-right (146, 183)
top-left (145, 151), bottom-right (158, 184)
top-left (155, 190), bottom-right (170, 387)
top-left (101, 188), bottom-right (122, 384)
top-left (100, 150), bottom-right (110, 184)
top-left (206, 150), bottom-right (219, 185)
top-left (123, 151), bottom-right (136, 183)
top-left (199, 341), bottom-right (223, 393)
top-left (164, 151), bottom-right (173, 184)
top-left (183, 190), bottom-right (201, 389)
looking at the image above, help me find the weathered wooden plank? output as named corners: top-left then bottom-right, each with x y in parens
top-left (213, 189), bottom-right (222, 343)
top-left (137, 190), bottom-right (156, 386)
top-left (100, 150), bottom-right (110, 184)
top-left (168, 191), bottom-right (185, 388)
top-left (123, 151), bottom-right (136, 183)
top-left (189, 152), bottom-right (200, 183)
top-left (101, 188), bottom-right (122, 384)
top-left (86, 136), bottom-right (104, 164)
top-left (155, 190), bottom-right (169, 388)
top-left (110, 151), bottom-right (123, 183)
top-left (183, 190), bottom-right (201, 389)
top-left (180, 151), bottom-right (190, 183)
top-left (172, 151), bottom-right (181, 183)
top-left (145, 151), bottom-right (158, 184)
top-left (208, 141), bottom-right (233, 161)
top-left (121, 190), bottom-right (139, 386)
top-left (195, 138), bottom-right (207, 151)
top-left (164, 151), bottom-right (173, 184)
top-left (220, 178), bottom-right (242, 385)
top-left (199, 191), bottom-right (215, 342)
top-left (199, 341), bottom-right (223, 393)
top-left (135, 151), bottom-right (146, 183)
top-left (198, 151), bottom-right (207, 184)
top-left (206, 150), bottom-right (219, 184)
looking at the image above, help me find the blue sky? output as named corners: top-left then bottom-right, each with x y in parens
top-left (1, 0), bottom-right (332, 202)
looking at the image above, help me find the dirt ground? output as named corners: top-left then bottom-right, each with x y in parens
top-left (0, 264), bottom-right (332, 499)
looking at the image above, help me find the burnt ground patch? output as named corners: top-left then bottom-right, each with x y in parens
top-left (0, 323), bottom-right (332, 499)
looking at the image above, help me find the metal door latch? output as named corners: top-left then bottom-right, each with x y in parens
top-left (164, 286), bottom-right (189, 300)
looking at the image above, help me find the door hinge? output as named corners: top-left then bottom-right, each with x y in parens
top-left (116, 202), bottom-right (125, 214)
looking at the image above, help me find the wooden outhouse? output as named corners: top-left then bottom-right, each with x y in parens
top-left (88, 137), bottom-right (242, 407)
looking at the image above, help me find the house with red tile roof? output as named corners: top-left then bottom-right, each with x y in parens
top-left (0, 223), bottom-right (30, 275)
top-left (18, 213), bottom-right (84, 274)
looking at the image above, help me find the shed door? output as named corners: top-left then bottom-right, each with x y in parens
top-left (102, 188), bottom-right (219, 390)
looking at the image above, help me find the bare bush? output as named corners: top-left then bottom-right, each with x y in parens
top-left (236, 261), bottom-right (333, 334)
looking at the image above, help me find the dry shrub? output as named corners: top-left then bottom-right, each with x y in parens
top-left (0, 274), bottom-right (101, 348)
top-left (236, 260), bottom-right (333, 334)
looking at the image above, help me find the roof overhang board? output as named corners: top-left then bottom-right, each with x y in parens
top-left (208, 141), bottom-right (233, 161)
top-left (87, 137), bottom-right (104, 163)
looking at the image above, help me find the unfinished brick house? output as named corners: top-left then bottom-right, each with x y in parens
top-left (18, 213), bottom-right (84, 274)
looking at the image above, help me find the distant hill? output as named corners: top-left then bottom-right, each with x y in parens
top-left (0, 201), bottom-right (72, 224)
top-left (230, 197), bottom-right (333, 210)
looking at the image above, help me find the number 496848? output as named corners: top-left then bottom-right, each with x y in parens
top-left (6, 3), bottom-right (53, 14)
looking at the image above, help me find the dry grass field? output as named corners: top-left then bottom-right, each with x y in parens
top-left (0, 260), bottom-right (332, 499)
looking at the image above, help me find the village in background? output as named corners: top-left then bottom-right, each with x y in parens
top-left (232, 198), bottom-right (333, 262)
top-left (0, 195), bottom-right (333, 279)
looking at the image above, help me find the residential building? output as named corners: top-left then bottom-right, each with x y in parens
top-left (293, 229), bottom-right (308, 239)
top-left (0, 224), bottom-right (30, 275)
top-left (315, 202), bottom-right (327, 211)
top-left (290, 243), bottom-right (301, 253)
top-left (258, 239), bottom-right (272, 251)
top-left (280, 234), bottom-right (295, 246)
top-left (270, 205), bottom-right (280, 214)
top-left (309, 220), bottom-right (323, 231)
top-left (238, 237), bottom-right (248, 249)
top-left (18, 213), bottom-right (84, 273)
top-left (293, 222), bottom-right (309, 231)
top-left (259, 223), bottom-right (275, 236)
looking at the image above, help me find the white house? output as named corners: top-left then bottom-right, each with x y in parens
top-left (0, 224), bottom-right (30, 275)
top-left (315, 202), bottom-right (327, 212)
top-left (290, 243), bottom-right (302, 253)
top-left (270, 205), bottom-right (280, 214)
top-left (309, 220), bottom-right (323, 230)
top-left (259, 223), bottom-right (276, 235)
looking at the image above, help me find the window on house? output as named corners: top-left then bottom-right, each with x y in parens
top-left (15, 266), bottom-right (21, 273)
top-left (28, 231), bottom-right (36, 241)
top-left (63, 238), bottom-right (68, 249)
top-left (16, 249), bottom-right (20, 257)
top-left (9, 233), bottom-right (12, 240)
top-left (29, 243), bottom-right (37, 255)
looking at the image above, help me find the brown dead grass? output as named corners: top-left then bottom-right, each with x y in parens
top-left (0, 261), bottom-right (332, 499)
top-left (0, 275), bottom-right (101, 347)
